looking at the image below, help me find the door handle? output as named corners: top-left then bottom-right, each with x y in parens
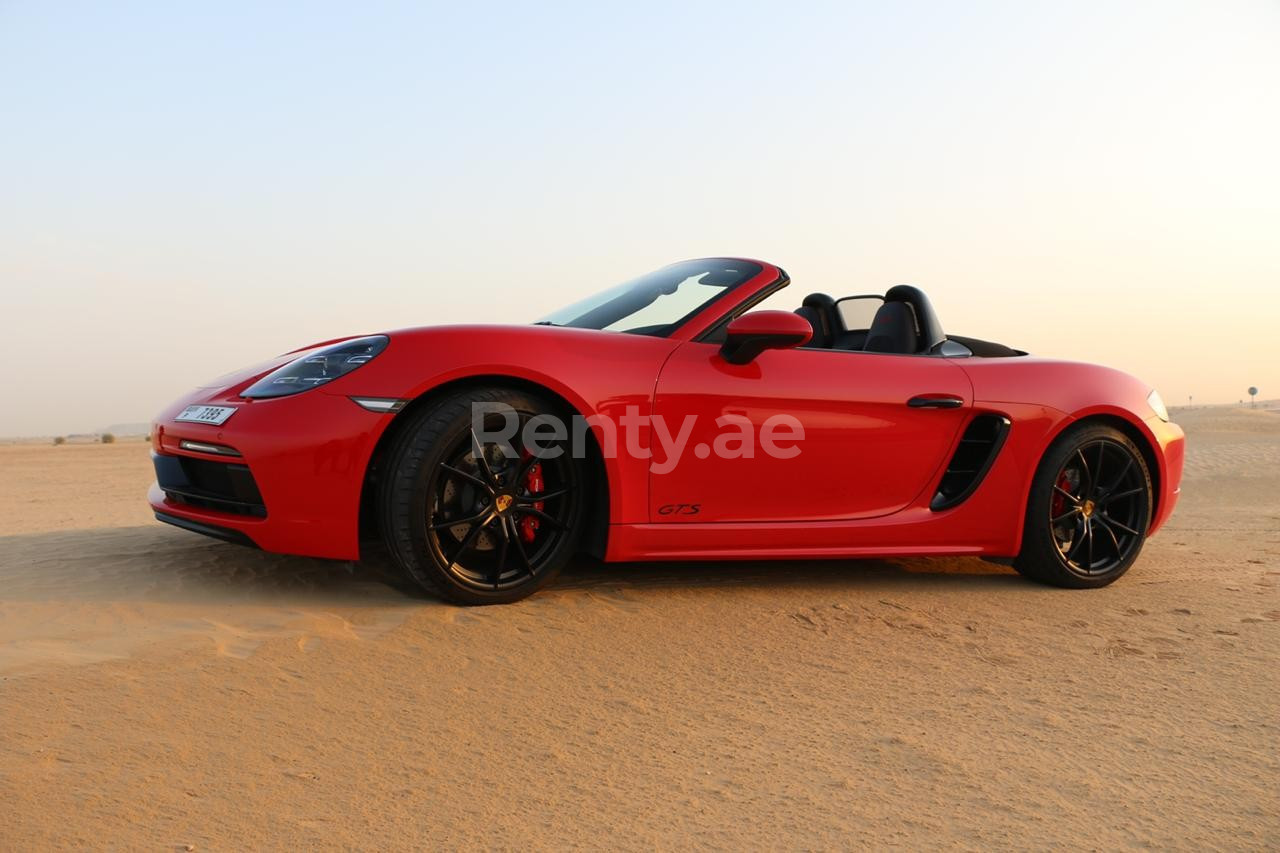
top-left (907, 395), bottom-right (965, 409)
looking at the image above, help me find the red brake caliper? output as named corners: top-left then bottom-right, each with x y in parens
top-left (520, 461), bottom-right (544, 543)
top-left (1051, 471), bottom-right (1071, 520)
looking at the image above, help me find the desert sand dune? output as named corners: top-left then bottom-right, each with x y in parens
top-left (1, 409), bottom-right (1276, 848)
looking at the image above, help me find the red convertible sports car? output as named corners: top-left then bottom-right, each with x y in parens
top-left (150, 258), bottom-right (1184, 604)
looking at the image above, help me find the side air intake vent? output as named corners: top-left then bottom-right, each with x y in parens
top-left (930, 414), bottom-right (1011, 511)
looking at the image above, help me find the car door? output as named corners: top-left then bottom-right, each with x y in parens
top-left (648, 342), bottom-right (974, 522)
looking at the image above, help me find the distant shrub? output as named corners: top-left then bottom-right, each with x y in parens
top-left (101, 433), bottom-right (116, 444)
top-left (53, 436), bottom-right (66, 446)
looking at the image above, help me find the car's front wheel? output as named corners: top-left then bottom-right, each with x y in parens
top-left (1014, 423), bottom-right (1153, 589)
top-left (378, 388), bottom-right (584, 605)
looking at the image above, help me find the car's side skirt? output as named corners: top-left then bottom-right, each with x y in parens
top-left (605, 510), bottom-right (1004, 562)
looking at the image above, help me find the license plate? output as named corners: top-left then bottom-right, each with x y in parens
top-left (175, 405), bottom-right (237, 426)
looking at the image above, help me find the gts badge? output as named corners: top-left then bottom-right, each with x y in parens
top-left (659, 503), bottom-right (701, 517)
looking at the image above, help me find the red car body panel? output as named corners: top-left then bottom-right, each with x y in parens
top-left (959, 357), bottom-right (1185, 537)
top-left (649, 344), bottom-right (975, 522)
top-left (149, 259), bottom-right (1184, 565)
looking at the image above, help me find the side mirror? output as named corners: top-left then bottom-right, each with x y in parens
top-left (719, 311), bottom-right (813, 365)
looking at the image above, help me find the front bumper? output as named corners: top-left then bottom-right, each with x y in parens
top-left (148, 388), bottom-right (392, 560)
top-left (153, 510), bottom-right (260, 548)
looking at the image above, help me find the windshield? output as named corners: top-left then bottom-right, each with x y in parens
top-left (537, 259), bottom-right (763, 336)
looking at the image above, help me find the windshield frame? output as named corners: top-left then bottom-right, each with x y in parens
top-left (536, 258), bottom-right (777, 339)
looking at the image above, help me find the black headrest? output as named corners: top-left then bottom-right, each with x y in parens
top-left (793, 306), bottom-right (827, 348)
top-left (794, 293), bottom-right (836, 347)
top-left (882, 285), bottom-right (945, 351)
top-left (864, 301), bottom-right (919, 354)
top-left (802, 292), bottom-right (836, 312)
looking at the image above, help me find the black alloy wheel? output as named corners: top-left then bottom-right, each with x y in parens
top-left (1015, 424), bottom-right (1152, 588)
top-left (379, 388), bottom-right (584, 604)
top-left (1047, 439), bottom-right (1147, 575)
top-left (426, 419), bottom-right (578, 593)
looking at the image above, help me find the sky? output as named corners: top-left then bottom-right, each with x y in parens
top-left (1, 1), bottom-right (1277, 436)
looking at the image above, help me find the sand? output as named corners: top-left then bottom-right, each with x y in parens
top-left (1, 410), bottom-right (1276, 849)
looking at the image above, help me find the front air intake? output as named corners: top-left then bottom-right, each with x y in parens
top-left (154, 453), bottom-right (268, 518)
top-left (930, 414), bottom-right (1011, 511)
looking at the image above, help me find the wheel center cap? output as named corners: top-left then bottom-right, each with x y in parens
top-left (494, 494), bottom-right (514, 514)
top-left (1081, 499), bottom-right (1096, 518)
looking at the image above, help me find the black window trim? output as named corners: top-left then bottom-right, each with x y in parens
top-left (692, 270), bottom-right (791, 344)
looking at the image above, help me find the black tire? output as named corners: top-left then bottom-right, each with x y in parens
top-left (1014, 423), bottom-right (1152, 589)
top-left (378, 388), bottom-right (585, 605)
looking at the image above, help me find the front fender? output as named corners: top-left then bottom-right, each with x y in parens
top-left (338, 325), bottom-right (681, 525)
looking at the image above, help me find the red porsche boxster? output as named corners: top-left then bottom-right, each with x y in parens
top-left (149, 258), bottom-right (1184, 603)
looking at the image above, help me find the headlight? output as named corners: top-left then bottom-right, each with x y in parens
top-left (242, 335), bottom-right (389, 399)
top-left (1147, 389), bottom-right (1169, 422)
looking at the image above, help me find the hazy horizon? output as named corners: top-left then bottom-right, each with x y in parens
top-left (3, 1), bottom-right (1277, 437)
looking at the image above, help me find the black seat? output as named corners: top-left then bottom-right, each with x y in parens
top-left (864, 301), bottom-right (919, 354)
top-left (793, 293), bottom-right (838, 348)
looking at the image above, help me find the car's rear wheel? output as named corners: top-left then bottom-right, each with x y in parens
top-left (1014, 424), bottom-right (1152, 589)
top-left (379, 388), bottom-right (583, 605)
